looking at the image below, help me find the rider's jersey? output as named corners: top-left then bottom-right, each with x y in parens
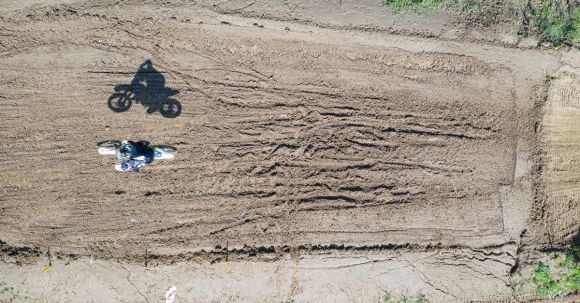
top-left (120, 141), bottom-right (154, 163)
top-left (116, 141), bottom-right (154, 172)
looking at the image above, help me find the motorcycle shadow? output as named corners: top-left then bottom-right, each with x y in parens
top-left (107, 60), bottom-right (182, 118)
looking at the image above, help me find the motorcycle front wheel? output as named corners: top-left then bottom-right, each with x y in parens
top-left (108, 93), bottom-right (133, 112)
top-left (97, 140), bottom-right (121, 148)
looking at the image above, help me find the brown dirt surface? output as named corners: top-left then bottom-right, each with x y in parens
top-left (0, 0), bottom-right (578, 302)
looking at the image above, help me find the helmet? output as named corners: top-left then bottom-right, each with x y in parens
top-left (119, 142), bottom-right (132, 160)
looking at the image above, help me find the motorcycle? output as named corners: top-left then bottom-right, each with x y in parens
top-left (97, 140), bottom-right (177, 160)
top-left (107, 84), bottom-right (182, 118)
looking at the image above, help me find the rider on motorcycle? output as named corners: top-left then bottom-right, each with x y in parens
top-left (115, 140), bottom-right (154, 172)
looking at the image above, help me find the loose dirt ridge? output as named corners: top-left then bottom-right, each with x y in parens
top-left (0, 0), bottom-right (578, 302)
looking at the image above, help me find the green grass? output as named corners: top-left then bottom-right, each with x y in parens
top-left (526, 1), bottom-right (580, 45)
top-left (380, 0), bottom-right (580, 45)
top-left (380, 0), bottom-right (482, 13)
top-left (570, 7), bottom-right (580, 42)
top-left (381, 291), bottom-right (430, 303)
top-left (533, 245), bottom-right (580, 299)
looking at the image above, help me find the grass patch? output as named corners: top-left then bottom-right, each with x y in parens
top-left (525, 2), bottom-right (580, 45)
top-left (533, 245), bottom-right (580, 299)
top-left (380, 0), bottom-right (580, 45)
top-left (380, 0), bottom-right (484, 13)
top-left (381, 291), bottom-right (430, 303)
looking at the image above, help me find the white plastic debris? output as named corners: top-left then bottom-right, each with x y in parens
top-left (239, 212), bottom-right (248, 220)
top-left (165, 286), bottom-right (176, 303)
top-left (131, 219), bottom-right (139, 224)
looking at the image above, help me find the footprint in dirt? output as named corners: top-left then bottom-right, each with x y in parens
top-left (107, 60), bottom-right (182, 118)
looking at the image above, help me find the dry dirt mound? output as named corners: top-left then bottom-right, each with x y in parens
top-left (540, 68), bottom-right (580, 243)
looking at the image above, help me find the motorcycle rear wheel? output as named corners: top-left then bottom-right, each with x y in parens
top-left (159, 98), bottom-right (182, 118)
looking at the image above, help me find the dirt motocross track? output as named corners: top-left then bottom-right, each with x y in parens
top-left (0, 0), bottom-right (579, 302)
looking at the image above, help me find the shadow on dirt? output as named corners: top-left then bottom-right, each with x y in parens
top-left (571, 232), bottom-right (580, 265)
top-left (107, 60), bottom-right (182, 118)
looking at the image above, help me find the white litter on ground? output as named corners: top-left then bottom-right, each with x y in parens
top-left (165, 286), bottom-right (176, 303)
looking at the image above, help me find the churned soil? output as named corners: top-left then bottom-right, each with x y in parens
top-left (0, 1), bottom-right (578, 302)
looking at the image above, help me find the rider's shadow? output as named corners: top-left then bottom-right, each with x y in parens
top-left (108, 60), bottom-right (182, 118)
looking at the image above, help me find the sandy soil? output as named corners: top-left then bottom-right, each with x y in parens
top-left (0, 0), bottom-right (578, 302)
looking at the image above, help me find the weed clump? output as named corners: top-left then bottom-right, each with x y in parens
top-left (533, 245), bottom-right (580, 299)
